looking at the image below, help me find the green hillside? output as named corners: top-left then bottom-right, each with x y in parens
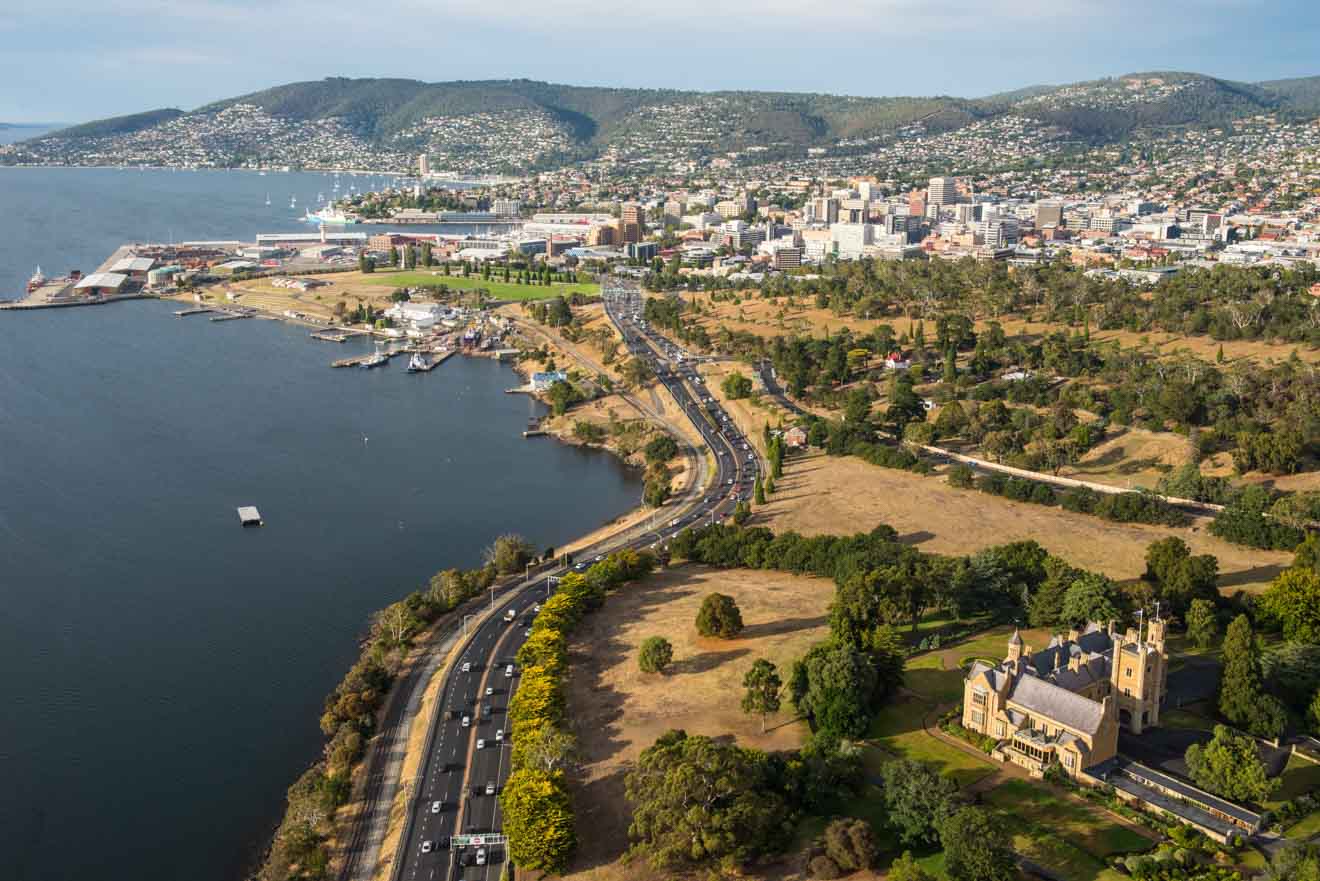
top-left (50, 108), bottom-right (185, 139)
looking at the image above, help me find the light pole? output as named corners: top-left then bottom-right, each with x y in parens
top-left (462, 614), bottom-right (475, 638)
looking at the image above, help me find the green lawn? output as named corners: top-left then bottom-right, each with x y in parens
top-left (1285, 809), bottom-right (1320, 838)
top-left (865, 695), bottom-right (996, 787)
top-left (363, 271), bottom-right (599, 301)
top-left (980, 780), bottom-right (1148, 881)
top-left (905, 654), bottom-right (967, 702)
top-left (1268, 754), bottom-right (1320, 808)
top-left (1159, 707), bottom-right (1217, 733)
top-left (983, 779), bottom-right (1152, 857)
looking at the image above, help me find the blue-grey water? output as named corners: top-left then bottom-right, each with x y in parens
top-left (0, 169), bottom-right (640, 881)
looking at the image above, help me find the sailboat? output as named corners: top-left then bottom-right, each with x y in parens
top-left (289, 195), bottom-right (297, 209)
top-left (264, 193), bottom-right (271, 206)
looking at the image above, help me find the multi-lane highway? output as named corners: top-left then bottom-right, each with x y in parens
top-left (384, 279), bottom-right (757, 880)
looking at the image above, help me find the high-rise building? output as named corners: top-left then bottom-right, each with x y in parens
top-left (621, 202), bottom-right (647, 236)
top-left (927, 176), bottom-right (959, 207)
top-left (417, 154), bottom-right (430, 177)
top-left (1036, 200), bottom-right (1064, 229)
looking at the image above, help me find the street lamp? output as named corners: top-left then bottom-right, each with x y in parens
top-left (462, 614), bottom-right (475, 638)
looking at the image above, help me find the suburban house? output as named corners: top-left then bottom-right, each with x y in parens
top-left (531, 370), bottom-right (568, 391)
top-left (783, 426), bottom-right (808, 448)
top-left (883, 350), bottom-right (912, 370)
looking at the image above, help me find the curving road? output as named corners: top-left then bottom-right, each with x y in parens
top-left (376, 278), bottom-right (757, 881)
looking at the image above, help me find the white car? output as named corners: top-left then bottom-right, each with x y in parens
top-left (505, 664), bottom-right (514, 678)
top-left (496, 728), bottom-right (504, 742)
top-left (485, 781), bottom-right (496, 795)
top-left (485, 686), bottom-right (493, 697)
top-left (461, 662), bottom-right (471, 673)
top-left (461, 715), bottom-right (470, 728)
top-left (430, 800), bottom-right (442, 814)
top-left (477, 738), bottom-right (486, 750)
top-left (475, 847), bottom-right (487, 866)
top-left (421, 840), bottom-right (433, 854)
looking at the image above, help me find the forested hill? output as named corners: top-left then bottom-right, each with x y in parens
top-left (12, 71), bottom-right (1320, 172)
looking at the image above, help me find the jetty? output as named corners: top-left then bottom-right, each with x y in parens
top-left (210, 309), bottom-right (252, 322)
top-left (175, 306), bottom-right (215, 317)
top-left (237, 506), bottom-right (264, 527)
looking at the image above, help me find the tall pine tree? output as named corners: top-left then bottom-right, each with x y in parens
top-left (1219, 614), bottom-right (1286, 739)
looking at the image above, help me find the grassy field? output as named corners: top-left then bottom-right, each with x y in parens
top-left (864, 694), bottom-right (996, 787)
top-left (757, 450), bottom-right (1293, 595)
top-left (362, 270), bottom-right (599, 301)
top-left (560, 564), bottom-right (834, 880)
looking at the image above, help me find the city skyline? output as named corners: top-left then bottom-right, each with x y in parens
top-left (4, 0), bottom-right (1320, 122)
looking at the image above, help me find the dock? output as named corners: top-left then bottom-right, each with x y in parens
top-left (237, 506), bottom-right (263, 527)
top-left (210, 310), bottom-right (252, 322)
top-left (175, 306), bottom-right (215, 317)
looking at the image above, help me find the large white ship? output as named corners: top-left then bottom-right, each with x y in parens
top-left (304, 205), bottom-right (358, 225)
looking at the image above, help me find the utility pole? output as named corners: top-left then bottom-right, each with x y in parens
top-left (463, 614), bottom-right (475, 638)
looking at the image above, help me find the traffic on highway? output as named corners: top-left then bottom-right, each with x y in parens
top-left (390, 279), bottom-right (756, 881)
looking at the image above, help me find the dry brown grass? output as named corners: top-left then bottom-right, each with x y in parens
top-left (665, 291), bottom-right (1318, 366)
top-left (1058, 428), bottom-right (1194, 491)
top-left (756, 450), bottom-right (1292, 594)
top-left (561, 565), bottom-right (833, 879)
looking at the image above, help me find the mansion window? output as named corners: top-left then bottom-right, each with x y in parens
top-left (995, 721), bottom-right (1006, 737)
top-left (970, 710), bottom-right (985, 726)
top-left (972, 690), bottom-right (987, 707)
top-left (1064, 754), bottom-right (1076, 769)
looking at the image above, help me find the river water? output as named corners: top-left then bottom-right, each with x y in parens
top-left (0, 168), bottom-right (640, 880)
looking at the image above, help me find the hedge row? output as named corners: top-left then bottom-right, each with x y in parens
top-left (501, 550), bottom-right (655, 874)
top-left (946, 463), bottom-right (1188, 527)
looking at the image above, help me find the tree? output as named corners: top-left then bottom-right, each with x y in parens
top-left (500, 768), bottom-right (576, 873)
top-left (1264, 842), bottom-right (1320, 881)
top-left (721, 372), bottom-right (753, 399)
top-left (625, 730), bottom-right (792, 869)
top-left (511, 723), bottom-right (578, 774)
top-left (638, 636), bottom-right (674, 674)
top-left (1185, 724), bottom-right (1277, 803)
top-left (792, 642), bottom-right (879, 739)
top-left (1060, 572), bottom-right (1122, 627)
top-left (823, 817), bottom-right (877, 872)
top-left (643, 434), bottom-right (679, 465)
top-left (374, 600), bottom-right (420, 646)
top-left (696, 592), bottom-right (744, 638)
top-left (878, 759), bottom-right (961, 847)
top-left (1143, 537), bottom-right (1219, 615)
top-left (888, 851), bottom-right (934, 881)
top-left (754, 475), bottom-right (766, 504)
top-left (741, 659), bottom-right (782, 732)
top-left (1219, 614), bottom-right (1286, 739)
top-left (485, 533), bottom-right (534, 574)
top-left (939, 807), bottom-right (1016, 881)
top-left (546, 378), bottom-right (582, 416)
top-left (1296, 535), bottom-right (1320, 573)
top-left (1261, 568), bottom-right (1320, 643)
top-left (1185, 598), bottom-right (1219, 649)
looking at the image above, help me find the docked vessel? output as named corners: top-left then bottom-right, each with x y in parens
top-left (360, 350), bottom-right (389, 369)
top-left (304, 205), bottom-right (358, 225)
top-left (406, 352), bottom-right (430, 373)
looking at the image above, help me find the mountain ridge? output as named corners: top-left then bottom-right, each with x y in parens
top-left (13, 70), bottom-right (1320, 173)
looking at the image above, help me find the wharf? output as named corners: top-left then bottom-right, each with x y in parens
top-left (175, 306), bottom-right (215, 317)
top-left (210, 310), bottom-right (253, 322)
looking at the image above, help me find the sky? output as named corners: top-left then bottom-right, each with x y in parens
top-left (3, 0), bottom-right (1320, 123)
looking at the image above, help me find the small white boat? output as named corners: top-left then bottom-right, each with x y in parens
top-left (406, 352), bottom-right (429, 373)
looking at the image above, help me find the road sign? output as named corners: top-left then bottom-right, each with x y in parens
top-left (450, 833), bottom-right (507, 847)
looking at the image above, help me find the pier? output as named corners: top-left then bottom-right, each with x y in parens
top-left (175, 306), bottom-right (215, 317)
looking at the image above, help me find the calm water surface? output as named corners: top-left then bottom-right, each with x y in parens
top-left (0, 169), bottom-right (640, 880)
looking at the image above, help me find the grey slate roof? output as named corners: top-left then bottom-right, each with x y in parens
top-left (1006, 673), bottom-right (1107, 734)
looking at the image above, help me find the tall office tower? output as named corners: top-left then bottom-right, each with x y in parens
top-left (417, 154), bottom-right (430, 177)
top-left (1036, 200), bottom-right (1064, 229)
top-left (927, 176), bottom-right (959, 207)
